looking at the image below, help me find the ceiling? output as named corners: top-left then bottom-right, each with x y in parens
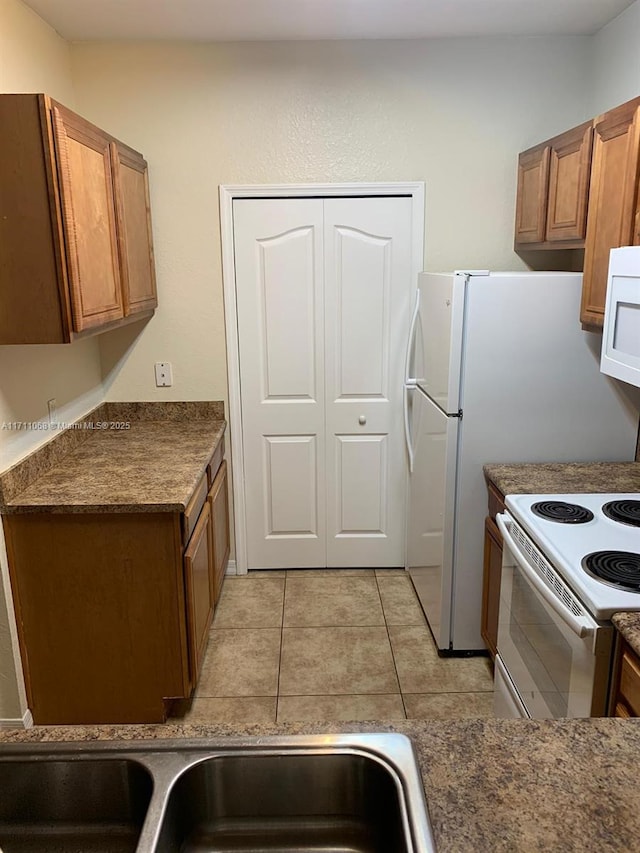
top-left (24, 0), bottom-right (636, 42)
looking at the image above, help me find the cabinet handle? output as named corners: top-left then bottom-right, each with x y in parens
top-left (358, 415), bottom-right (367, 425)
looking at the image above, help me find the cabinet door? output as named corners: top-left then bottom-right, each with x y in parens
top-left (183, 501), bottom-right (214, 686)
top-left (581, 98), bottom-right (640, 329)
top-left (515, 144), bottom-right (550, 244)
top-left (111, 142), bottom-right (158, 316)
top-left (618, 644), bottom-right (640, 717)
top-left (208, 460), bottom-right (230, 604)
top-left (481, 516), bottom-right (502, 659)
top-left (546, 122), bottom-right (593, 242)
top-left (51, 104), bottom-right (124, 333)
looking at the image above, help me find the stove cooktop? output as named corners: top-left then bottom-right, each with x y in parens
top-left (505, 493), bottom-right (640, 619)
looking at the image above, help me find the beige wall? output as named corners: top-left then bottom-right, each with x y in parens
top-left (70, 37), bottom-right (592, 408)
top-left (590, 0), bottom-right (640, 115)
top-left (0, 0), bottom-right (104, 723)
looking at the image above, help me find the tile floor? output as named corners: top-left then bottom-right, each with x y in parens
top-left (170, 569), bottom-right (495, 724)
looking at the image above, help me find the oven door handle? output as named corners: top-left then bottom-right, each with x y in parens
top-left (496, 513), bottom-right (595, 640)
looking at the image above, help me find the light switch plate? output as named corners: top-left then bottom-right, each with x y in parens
top-left (154, 362), bottom-right (173, 387)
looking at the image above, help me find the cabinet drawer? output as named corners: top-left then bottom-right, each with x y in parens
top-left (207, 437), bottom-right (225, 488)
top-left (182, 473), bottom-right (208, 543)
top-left (487, 482), bottom-right (506, 521)
top-left (619, 648), bottom-right (640, 717)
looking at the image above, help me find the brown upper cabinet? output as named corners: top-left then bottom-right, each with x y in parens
top-left (515, 96), bottom-right (640, 331)
top-left (514, 143), bottom-right (551, 244)
top-left (0, 94), bottom-right (157, 344)
top-left (581, 97), bottom-right (640, 331)
top-left (515, 121), bottom-right (593, 248)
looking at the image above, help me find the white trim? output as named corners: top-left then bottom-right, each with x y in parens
top-left (225, 559), bottom-right (237, 576)
top-left (219, 182), bottom-right (425, 575)
top-left (0, 709), bottom-right (33, 730)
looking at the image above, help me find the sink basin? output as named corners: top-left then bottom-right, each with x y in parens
top-left (155, 751), bottom-right (406, 852)
top-left (0, 734), bottom-right (435, 853)
top-left (0, 758), bottom-right (153, 852)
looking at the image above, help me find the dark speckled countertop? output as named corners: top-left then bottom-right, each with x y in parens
top-left (484, 461), bottom-right (640, 497)
top-left (0, 402), bottom-right (226, 514)
top-left (612, 612), bottom-right (640, 658)
top-left (1, 717), bottom-right (639, 852)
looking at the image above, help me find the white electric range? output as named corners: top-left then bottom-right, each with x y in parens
top-left (493, 493), bottom-right (640, 719)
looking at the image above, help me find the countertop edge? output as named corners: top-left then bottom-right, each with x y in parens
top-left (1, 416), bottom-right (226, 514)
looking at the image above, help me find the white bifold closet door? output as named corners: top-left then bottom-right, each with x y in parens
top-left (234, 196), bottom-right (412, 569)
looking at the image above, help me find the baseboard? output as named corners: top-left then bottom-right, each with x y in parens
top-left (0, 708), bottom-right (33, 729)
top-left (225, 559), bottom-right (237, 575)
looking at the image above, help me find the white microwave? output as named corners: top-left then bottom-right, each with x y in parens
top-left (600, 246), bottom-right (640, 388)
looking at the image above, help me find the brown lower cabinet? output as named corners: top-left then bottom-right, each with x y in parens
top-left (3, 448), bottom-right (229, 725)
top-left (481, 481), bottom-right (506, 660)
top-left (610, 637), bottom-right (640, 718)
top-left (481, 516), bottom-right (502, 659)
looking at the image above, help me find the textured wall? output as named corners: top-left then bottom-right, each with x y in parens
top-left (590, 0), bottom-right (640, 115)
top-left (69, 37), bottom-right (592, 407)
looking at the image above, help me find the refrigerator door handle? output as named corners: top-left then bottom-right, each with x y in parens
top-left (403, 384), bottom-right (415, 473)
top-left (404, 288), bottom-right (420, 387)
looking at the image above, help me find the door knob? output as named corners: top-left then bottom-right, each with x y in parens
top-left (358, 415), bottom-right (367, 425)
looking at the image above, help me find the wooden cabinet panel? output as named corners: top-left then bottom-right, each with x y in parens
top-left (614, 701), bottom-right (632, 718)
top-left (207, 436), bottom-right (225, 488)
top-left (183, 501), bottom-right (215, 687)
top-left (209, 460), bottom-right (230, 604)
top-left (112, 142), bottom-right (158, 316)
top-left (481, 515), bottom-right (502, 660)
top-left (182, 472), bottom-right (209, 543)
top-left (581, 98), bottom-right (640, 330)
top-left (51, 104), bottom-right (124, 333)
top-left (0, 95), bottom-right (69, 344)
top-left (546, 122), bottom-right (593, 242)
top-left (619, 647), bottom-right (640, 717)
top-left (487, 481), bottom-right (506, 522)
top-left (4, 512), bottom-right (187, 725)
top-left (515, 144), bottom-right (550, 244)
top-left (610, 637), bottom-right (640, 718)
top-left (0, 93), bottom-right (157, 343)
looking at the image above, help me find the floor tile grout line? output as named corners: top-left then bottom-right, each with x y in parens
top-left (375, 570), bottom-right (408, 720)
top-left (275, 569), bottom-right (287, 722)
top-left (196, 570), bottom-right (493, 725)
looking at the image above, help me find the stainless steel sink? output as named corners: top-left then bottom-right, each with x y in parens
top-left (0, 757), bottom-right (153, 852)
top-left (0, 734), bottom-right (436, 853)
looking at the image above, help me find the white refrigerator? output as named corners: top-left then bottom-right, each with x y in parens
top-left (404, 271), bottom-right (640, 653)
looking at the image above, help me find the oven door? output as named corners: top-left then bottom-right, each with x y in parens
top-left (495, 513), bottom-right (613, 719)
